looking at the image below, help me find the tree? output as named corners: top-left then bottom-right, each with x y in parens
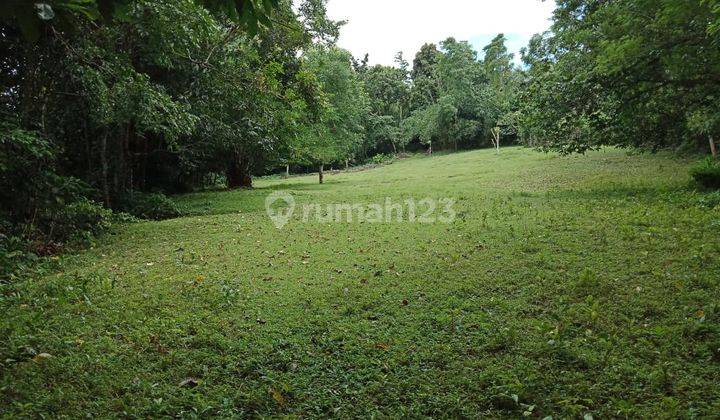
top-left (410, 43), bottom-right (441, 110)
top-left (0, 0), bottom-right (280, 41)
top-left (361, 62), bottom-right (409, 154)
top-left (433, 37), bottom-right (487, 151)
top-left (404, 37), bottom-right (510, 153)
top-left (482, 34), bottom-right (520, 152)
top-left (518, 0), bottom-right (720, 155)
top-left (293, 46), bottom-right (369, 183)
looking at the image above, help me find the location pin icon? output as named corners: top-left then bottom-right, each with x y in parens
top-left (265, 191), bottom-right (295, 229)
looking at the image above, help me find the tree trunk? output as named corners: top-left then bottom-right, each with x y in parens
top-left (345, 159), bottom-right (349, 170)
top-left (319, 164), bottom-right (324, 184)
top-left (285, 164), bottom-right (290, 178)
top-left (491, 127), bottom-right (501, 153)
top-left (710, 136), bottom-right (718, 159)
top-left (226, 157), bottom-right (252, 189)
top-left (100, 129), bottom-right (111, 208)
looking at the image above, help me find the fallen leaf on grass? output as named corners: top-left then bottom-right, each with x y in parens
top-left (179, 378), bottom-right (200, 388)
top-left (32, 353), bottom-right (53, 362)
top-left (375, 343), bottom-right (390, 350)
top-left (269, 388), bottom-right (286, 406)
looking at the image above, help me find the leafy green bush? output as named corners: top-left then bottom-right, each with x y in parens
top-left (50, 198), bottom-right (113, 242)
top-left (0, 233), bottom-right (37, 282)
top-left (698, 191), bottom-right (720, 209)
top-left (123, 192), bottom-right (181, 220)
top-left (1, 125), bottom-right (114, 247)
top-left (370, 153), bottom-right (395, 165)
top-left (690, 157), bottom-right (720, 189)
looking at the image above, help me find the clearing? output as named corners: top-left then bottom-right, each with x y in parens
top-left (2, 147), bottom-right (719, 417)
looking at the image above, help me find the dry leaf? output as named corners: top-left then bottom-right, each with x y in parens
top-left (32, 353), bottom-right (53, 362)
top-left (269, 388), bottom-right (286, 406)
top-left (179, 378), bottom-right (200, 388)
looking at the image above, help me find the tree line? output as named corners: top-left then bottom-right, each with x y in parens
top-left (1, 0), bottom-right (719, 252)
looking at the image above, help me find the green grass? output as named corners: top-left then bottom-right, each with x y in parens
top-left (2, 147), bottom-right (720, 418)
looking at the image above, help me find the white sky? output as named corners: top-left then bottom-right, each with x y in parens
top-left (325, 0), bottom-right (555, 67)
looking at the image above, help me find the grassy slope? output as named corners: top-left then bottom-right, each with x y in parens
top-left (2, 147), bottom-right (719, 418)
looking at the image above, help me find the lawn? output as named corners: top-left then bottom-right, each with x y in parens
top-left (2, 147), bottom-right (719, 418)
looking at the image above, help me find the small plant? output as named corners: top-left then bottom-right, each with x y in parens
top-left (690, 157), bottom-right (720, 190)
top-left (571, 268), bottom-right (602, 297)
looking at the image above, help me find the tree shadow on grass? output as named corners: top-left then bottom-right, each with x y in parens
top-left (542, 185), bottom-right (692, 203)
top-left (176, 179), bottom-right (346, 217)
top-left (259, 179), bottom-right (344, 191)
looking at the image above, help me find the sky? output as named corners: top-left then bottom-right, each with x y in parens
top-left (324, 0), bottom-right (556, 67)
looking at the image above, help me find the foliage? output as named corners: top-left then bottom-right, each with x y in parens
top-left (0, 233), bottom-right (37, 282)
top-left (121, 192), bottom-right (181, 221)
top-left (291, 46), bottom-right (369, 168)
top-left (518, 0), bottom-right (720, 155)
top-left (50, 198), bottom-right (113, 242)
top-left (401, 36), bottom-right (521, 151)
top-left (0, 0), bottom-right (334, 236)
top-left (690, 157), bottom-right (720, 189)
top-left (360, 61), bottom-right (410, 154)
top-left (410, 43), bottom-right (441, 110)
top-left (369, 153), bottom-right (395, 165)
top-left (0, 123), bottom-right (99, 238)
top-left (0, 0), bottom-right (280, 41)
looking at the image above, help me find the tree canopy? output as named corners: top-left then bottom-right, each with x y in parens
top-left (517, 0), bottom-right (720, 154)
top-left (3, 0), bottom-right (718, 249)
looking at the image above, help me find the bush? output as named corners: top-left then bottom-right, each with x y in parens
top-left (123, 192), bottom-right (181, 220)
top-left (690, 157), bottom-right (720, 189)
top-left (370, 153), bottom-right (395, 165)
top-left (0, 233), bottom-right (37, 282)
top-left (50, 198), bottom-right (113, 242)
top-left (698, 191), bottom-right (720, 209)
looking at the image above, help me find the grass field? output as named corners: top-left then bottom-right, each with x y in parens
top-left (2, 147), bottom-right (719, 418)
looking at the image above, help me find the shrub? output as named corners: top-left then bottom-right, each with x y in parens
top-left (123, 192), bottom-right (181, 220)
top-left (0, 233), bottom-right (37, 282)
top-left (698, 191), bottom-right (720, 209)
top-left (370, 153), bottom-right (395, 165)
top-left (50, 198), bottom-right (113, 242)
top-left (690, 157), bottom-right (720, 189)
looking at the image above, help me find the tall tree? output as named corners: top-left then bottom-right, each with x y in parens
top-left (362, 62), bottom-right (409, 154)
top-left (293, 46), bottom-right (369, 183)
top-left (482, 34), bottom-right (520, 152)
top-left (410, 43), bottom-right (441, 110)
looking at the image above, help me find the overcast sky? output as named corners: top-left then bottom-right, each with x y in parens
top-left (325, 0), bottom-right (555, 67)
